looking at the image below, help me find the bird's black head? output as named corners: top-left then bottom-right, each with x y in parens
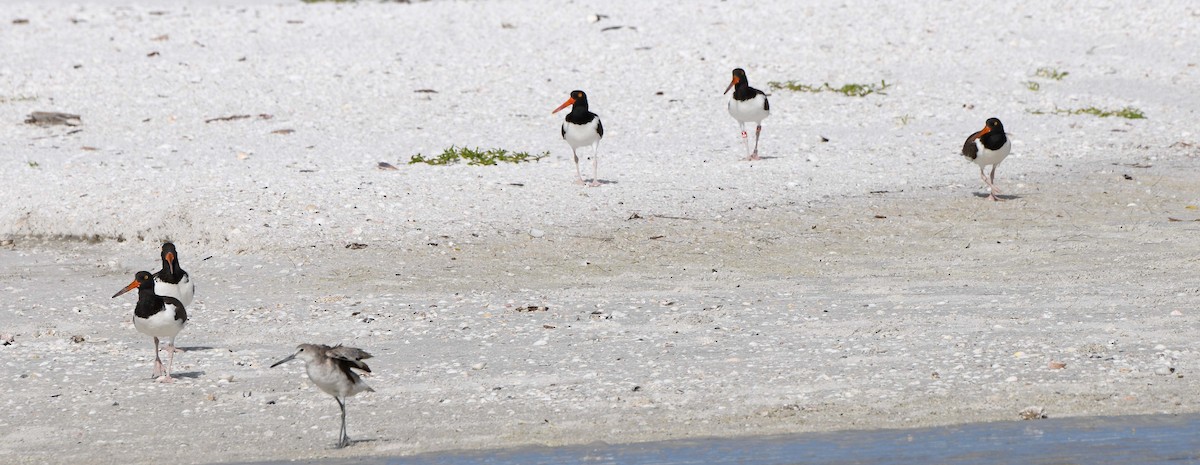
top-left (569, 90), bottom-right (588, 107)
top-left (160, 242), bottom-right (180, 274)
top-left (725, 68), bottom-right (750, 94)
top-left (979, 117), bottom-right (1005, 137)
top-left (112, 271), bottom-right (156, 298)
top-left (552, 90), bottom-right (589, 114)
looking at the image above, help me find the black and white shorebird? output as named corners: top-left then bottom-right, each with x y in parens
top-left (961, 117), bottom-right (1011, 201)
top-left (552, 90), bottom-right (604, 186)
top-left (154, 243), bottom-right (193, 308)
top-left (725, 68), bottom-right (770, 161)
top-left (272, 344), bottom-right (375, 449)
top-left (112, 271), bottom-right (188, 383)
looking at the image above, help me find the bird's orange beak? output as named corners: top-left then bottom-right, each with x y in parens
top-left (724, 75), bottom-right (740, 95)
top-left (552, 97), bottom-right (575, 114)
top-left (978, 125), bottom-right (992, 136)
top-left (112, 278), bottom-right (139, 298)
top-left (165, 251), bottom-right (176, 274)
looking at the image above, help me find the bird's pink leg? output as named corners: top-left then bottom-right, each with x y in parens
top-left (589, 145), bottom-right (600, 187)
top-left (158, 340), bottom-right (177, 383)
top-left (979, 166), bottom-right (1002, 196)
top-left (572, 149), bottom-right (585, 185)
top-left (739, 123), bottom-right (750, 158)
top-left (747, 124), bottom-right (763, 161)
top-left (988, 165), bottom-right (1003, 201)
top-left (151, 337), bottom-right (166, 378)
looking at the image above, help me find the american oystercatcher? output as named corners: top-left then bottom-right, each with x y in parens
top-left (725, 68), bottom-right (770, 161)
top-left (154, 243), bottom-right (193, 308)
top-left (272, 344), bottom-right (375, 449)
top-left (552, 90), bottom-right (604, 186)
top-left (112, 271), bottom-right (188, 383)
top-left (961, 117), bottom-right (1011, 201)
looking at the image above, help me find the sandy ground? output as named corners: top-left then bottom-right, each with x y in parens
top-left (2, 0), bottom-right (1200, 463)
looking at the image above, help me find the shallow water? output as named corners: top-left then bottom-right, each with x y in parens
top-left (255, 413), bottom-right (1200, 465)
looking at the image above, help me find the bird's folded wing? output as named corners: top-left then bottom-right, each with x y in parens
top-left (962, 132), bottom-right (982, 159)
top-left (330, 345), bottom-right (374, 372)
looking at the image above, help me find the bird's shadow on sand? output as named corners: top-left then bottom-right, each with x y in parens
top-left (331, 438), bottom-right (379, 450)
top-left (744, 156), bottom-right (781, 161)
top-left (579, 179), bottom-right (618, 186)
top-left (972, 193), bottom-right (1023, 201)
top-left (172, 371), bottom-right (205, 379)
top-left (177, 346), bottom-right (215, 352)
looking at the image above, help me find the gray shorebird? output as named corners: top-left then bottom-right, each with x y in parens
top-left (725, 68), bottom-right (770, 161)
top-left (271, 344), bottom-right (375, 449)
top-left (961, 117), bottom-right (1011, 201)
top-left (112, 271), bottom-right (188, 383)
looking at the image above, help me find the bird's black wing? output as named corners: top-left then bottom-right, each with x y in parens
top-left (962, 131), bottom-right (981, 160)
top-left (162, 296), bottom-right (187, 323)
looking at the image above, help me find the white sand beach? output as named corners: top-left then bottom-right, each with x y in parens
top-left (2, 0), bottom-right (1199, 463)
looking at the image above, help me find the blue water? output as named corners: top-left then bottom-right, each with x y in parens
top-left (249, 413), bottom-right (1200, 465)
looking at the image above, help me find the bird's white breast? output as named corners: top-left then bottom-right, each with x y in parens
top-left (155, 274), bottom-right (194, 308)
top-left (562, 119), bottom-right (602, 149)
top-left (972, 139), bottom-right (1011, 166)
top-left (728, 94), bottom-right (770, 124)
top-left (133, 302), bottom-right (185, 338)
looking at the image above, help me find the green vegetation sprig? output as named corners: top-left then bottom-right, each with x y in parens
top-left (767, 80), bottom-right (891, 97)
top-left (1027, 106), bottom-right (1146, 119)
top-left (1035, 67), bottom-right (1069, 80)
top-left (409, 146), bottom-right (549, 166)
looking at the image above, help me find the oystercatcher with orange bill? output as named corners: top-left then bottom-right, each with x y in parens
top-left (725, 68), bottom-right (770, 161)
top-left (961, 117), bottom-right (1011, 201)
top-left (154, 243), bottom-right (193, 308)
top-left (113, 271), bottom-right (188, 383)
top-left (553, 90), bottom-right (604, 186)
